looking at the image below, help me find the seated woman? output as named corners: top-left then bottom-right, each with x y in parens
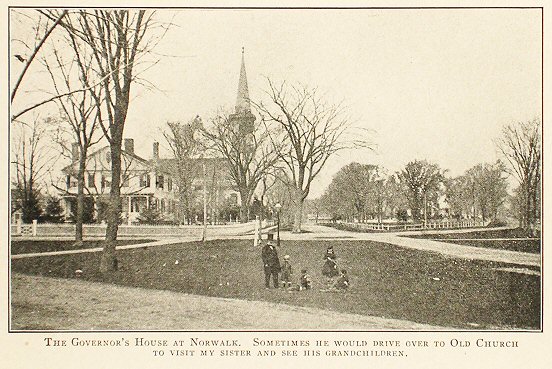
top-left (322, 245), bottom-right (339, 284)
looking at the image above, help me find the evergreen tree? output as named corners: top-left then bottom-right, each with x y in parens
top-left (42, 196), bottom-right (64, 223)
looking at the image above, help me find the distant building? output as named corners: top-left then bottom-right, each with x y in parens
top-left (60, 49), bottom-right (254, 224)
top-left (61, 139), bottom-right (180, 223)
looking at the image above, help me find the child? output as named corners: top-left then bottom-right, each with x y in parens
top-left (334, 269), bottom-right (350, 290)
top-left (322, 245), bottom-right (339, 285)
top-left (299, 269), bottom-right (312, 290)
top-left (281, 255), bottom-right (293, 288)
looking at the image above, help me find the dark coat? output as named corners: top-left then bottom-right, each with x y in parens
top-left (262, 243), bottom-right (281, 273)
top-left (322, 257), bottom-right (339, 277)
top-left (322, 247), bottom-right (339, 277)
top-left (281, 261), bottom-right (292, 281)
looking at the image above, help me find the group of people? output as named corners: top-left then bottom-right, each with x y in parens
top-left (261, 236), bottom-right (349, 291)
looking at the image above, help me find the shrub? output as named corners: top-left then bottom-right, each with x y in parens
top-left (41, 196), bottom-right (64, 223)
top-left (137, 206), bottom-right (162, 225)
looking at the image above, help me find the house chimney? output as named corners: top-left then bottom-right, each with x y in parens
top-left (72, 143), bottom-right (79, 162)
top-left (153, 142), bottom-right (159, 159)
top-left (124, 138), bottom-right (135, 155)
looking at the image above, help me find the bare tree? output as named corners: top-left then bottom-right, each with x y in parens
top-left (10, 10), bottom-right (68, 114)
top-left (465, 161), bottom-right (508, 223)
top-left (162, 116), bottom-right (204, 224)
top-left (11, 117), bottom-right (55, 222)
top-left (203, 109), bottom-right (280, 222)
top-left (42, 30), bottom-right (103, 244)
top-left (496, 118), bottom-right (541, 233)
top-left (445, 175), bottom-right (472, 219)
top-left (398, 160), bottom-right (445, 222)
top-left (255, 79), bottom-right (370, 232)
top-left (52, 10), bottom-right (166, 272)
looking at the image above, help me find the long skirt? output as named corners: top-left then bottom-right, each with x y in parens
top-left (322, 259), bottom-right (339, 277)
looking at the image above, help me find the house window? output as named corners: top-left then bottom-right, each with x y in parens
top-left (156, 175), bottom-right (164, 189)
top-left (167, 178), bottom-right (173, 191)
top-left (131, 198), bottom-right (140, 212)
top-left (140, 174), bottom-right (150, 188)
top-left (88, 173), bottom-right (95, 187)
top-left (66, 175), bottom-right (71, 189)
top-left (160, 199), bottom-right (166, 212)
top-left (101, 175), bottom-right (111, 190)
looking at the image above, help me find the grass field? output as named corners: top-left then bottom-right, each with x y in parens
top-left (11, 239), bottom-right (155, 255)
top-left (12, 239), bottom-right (540, 330)
top-left (405, 228), bottom-right (541, 254)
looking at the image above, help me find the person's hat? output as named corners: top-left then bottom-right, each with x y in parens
top-left (267, 240), bottom-right (275, 246)
top-left (284, 255), bottom-right (290, 260)
top-left (267, 233), bottom-right (274, 241)
top-left (301, 269), bottom-right (307, 273)
top-left (341, 269), bottom-right (347, 274)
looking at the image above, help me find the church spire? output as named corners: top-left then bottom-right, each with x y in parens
top-left (235, 47), bottom-right (251, 114)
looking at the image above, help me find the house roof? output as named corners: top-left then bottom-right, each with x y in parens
top-left (154, 157), bottom-right (230, 177)
top-left (62, 145), bottom-right (150, 174)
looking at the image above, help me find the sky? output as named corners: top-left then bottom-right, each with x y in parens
top-left (10, 8), bottom-right (542, 198)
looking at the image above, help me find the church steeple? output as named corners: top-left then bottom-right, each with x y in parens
top-left (235, 47), bottom-right (251, 114)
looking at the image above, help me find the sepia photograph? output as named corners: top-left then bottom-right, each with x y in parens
top-left (7, 6), bottom-right (542, 334)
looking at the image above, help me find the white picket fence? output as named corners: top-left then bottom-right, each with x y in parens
top-left (11, 221), bottom-right (258, 238)
top-left (338, 219), bottom-right (487, 232)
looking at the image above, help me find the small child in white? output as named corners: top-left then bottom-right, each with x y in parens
top-left (281, 255), bottom-right (293, 288)
top-left (299, 269), bottom-right (312, 290)
top-left (334, 269), bottom-right (350, 290)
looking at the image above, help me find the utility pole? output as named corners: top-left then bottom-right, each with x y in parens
top-left (202, 163), bottom-right (207, 242)
top-left (424, 192), bottom-right (427, 229)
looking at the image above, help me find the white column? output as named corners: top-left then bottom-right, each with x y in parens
top-left (127, 196), bottom-right (132, 225)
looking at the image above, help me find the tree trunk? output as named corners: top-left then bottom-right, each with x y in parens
top-left (74, 148), bottom-right (87, 245)
top-left (101, 143), bottom-right (122, 273)
top-left (525, 184), bottom-right (533, 235)
top-left (239, 188), bottom-right (249, 223)
top-left (481, 205), bottom-right (487, 223)
top-left (523, 183), bottom-right (531, 231)
top-left (293, 189), bottom-right (304, 233)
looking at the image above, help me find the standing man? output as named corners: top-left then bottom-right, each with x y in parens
top-left (262, 234), bottom-right (281, 288)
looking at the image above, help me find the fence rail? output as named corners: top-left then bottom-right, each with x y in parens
top-left (335, 219), bottom-right (488, 232)
top-left (11, 221), bottom-right (258, 238)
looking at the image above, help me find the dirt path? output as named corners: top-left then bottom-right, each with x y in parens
top-left (262, 225), bottom-right (541, 268)
top-left (11, 273), bottom-right (444, 331)
top-left (11, 225), bottom-right (540, 268)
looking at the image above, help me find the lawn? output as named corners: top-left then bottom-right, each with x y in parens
top-left (11, 239), bottom-right (155, 255)
top-left (405, 228), bottom-right (541, 254)
top-left (11, 239), bottom-right (541, 330)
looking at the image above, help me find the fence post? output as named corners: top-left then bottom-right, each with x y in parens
top-left (32, 219), bottom-right (38, 236)
top-left (254, 216), bottom-right (260, 247)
